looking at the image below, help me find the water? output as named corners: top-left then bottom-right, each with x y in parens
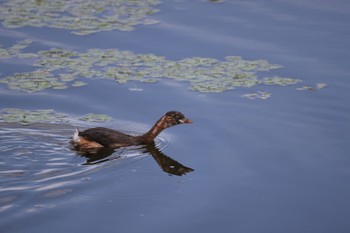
top-left (1, 0), bottom-right (350, 233)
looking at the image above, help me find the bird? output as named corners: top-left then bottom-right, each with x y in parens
top-left (71, 111), bottom-right (192, 150)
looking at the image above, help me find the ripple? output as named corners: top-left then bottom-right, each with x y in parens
top-left (0, 123), bottom-right (98, 191)
top-left (0, 121), bottom-right (177, 185)
top-left (0, 120), bottom-right (186, 213)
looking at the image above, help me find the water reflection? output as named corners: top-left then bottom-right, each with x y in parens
top-left (145, 141), bottom-right (194, 176)
top-left (73, 141), bottom-right (194, 176)
top-left (0, 122), bottom-right (194, 217)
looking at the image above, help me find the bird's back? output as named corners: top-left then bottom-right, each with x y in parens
top-left (78, 127), bottom-right (134, 147)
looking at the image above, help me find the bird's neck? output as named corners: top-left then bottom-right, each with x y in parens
top-left (135, 116), bottom-right (167, 144)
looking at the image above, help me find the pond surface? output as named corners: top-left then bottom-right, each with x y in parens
top-left (1, 0), bottom-right (350, 233)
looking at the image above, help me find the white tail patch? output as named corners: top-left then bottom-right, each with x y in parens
top-left (72, 128), bottom-right (80, 143)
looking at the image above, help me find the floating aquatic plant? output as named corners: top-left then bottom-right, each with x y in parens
top-left (0, 108), bottom-right (67, 126)
top-left (0, 40), bottom-right (302, 95)
top-left (296, 83), bottom-right (327, 91)
top-left (241, 91), bottom-right (271, 100)
top-left (0, 70), bottom-right (68, 93)
top-left (263, 76), bottom-right (301, 86)
top-left (71, 81), bottom-right (88, 87)
top-left (0, 0), bottom-right (160, 35)
top-left (79, 113), bottom-right (112, 122)
top-left (0, 39), bottom-right (34, 58)
top-left (0, 108), bottom-right (112, 125)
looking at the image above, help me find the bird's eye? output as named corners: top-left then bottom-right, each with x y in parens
top-left (175, 116), bottom-right (182, 123)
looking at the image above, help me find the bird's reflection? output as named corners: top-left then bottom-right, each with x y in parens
top-left (72, 141), bottom-right (194, 176)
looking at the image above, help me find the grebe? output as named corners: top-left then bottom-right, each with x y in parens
top-left (72, 111), bottom-right (192, 149)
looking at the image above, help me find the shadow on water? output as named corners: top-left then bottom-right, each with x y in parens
top-left (73, 141), bottom-right (194, 176)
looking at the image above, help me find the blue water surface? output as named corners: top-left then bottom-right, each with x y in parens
top-left (1, 1), bottom-right (350, 233)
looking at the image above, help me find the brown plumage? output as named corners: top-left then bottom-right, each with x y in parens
top-left (72, 111), bottom-right (192, 149)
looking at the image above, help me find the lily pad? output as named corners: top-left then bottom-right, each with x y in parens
top-left (0, 40), bottom-right (302, 94)
top-left (263, 76), bottom-right (302, 86)
top-left (296, 83), bottom-right (327, 91)
top-left (241, 91), bottom-right (272, 100)
top-left (0, 39), bottom-right (34, 58)
top-left (0, 70), bottom-right (67, 93)
top-left (0, 108), bottom-right (113, 125)
top-left (0, 69), bottom-right (88, 93)
top-left (71, 81), bottom-right (88, 87)
top-left (0, 0), bottom-right (160, 35)
top-left (79, 114), bottom-right (112, 122)
top-left (0, 108), bottom-right (67, 125)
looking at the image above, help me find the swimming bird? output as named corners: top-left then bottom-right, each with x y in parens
top-left (72, 111), bottom-right (192, 149)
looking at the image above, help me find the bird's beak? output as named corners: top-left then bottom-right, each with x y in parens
top-left (180, 118), bottom-right (193, 124)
